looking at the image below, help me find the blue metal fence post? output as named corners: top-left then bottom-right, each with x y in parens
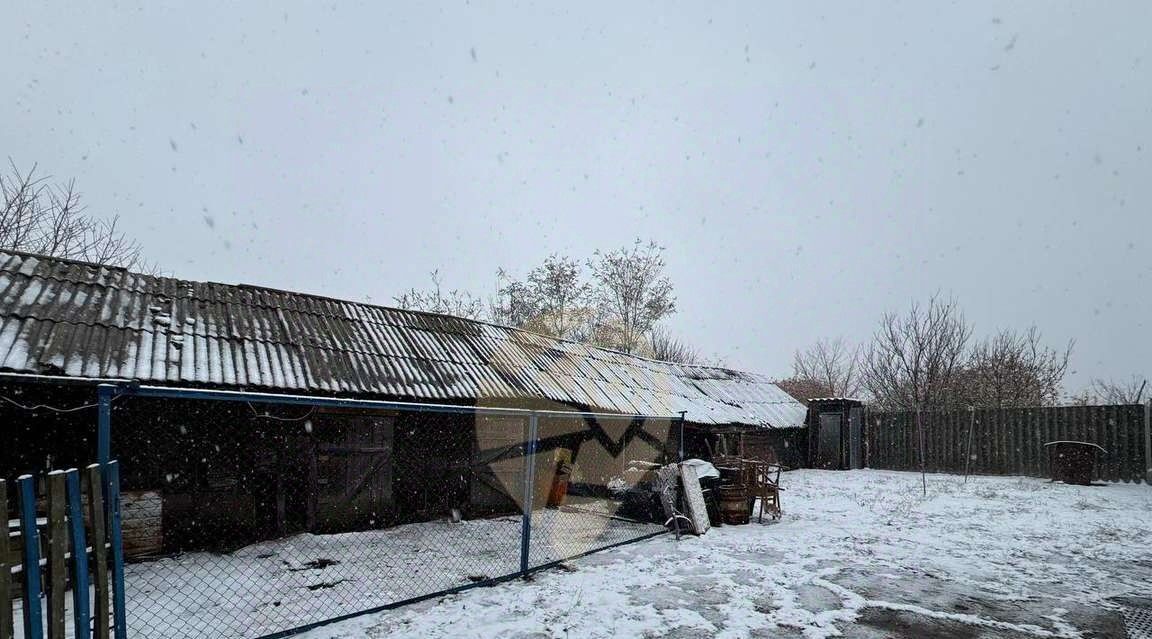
top-left (519, 412), bottom-right (539, 576)
top-left (66, 469), bottom-right (92, 639)
top-left (96, 384), bottom-right (115, 467)
top-left (17, 475), bottom-right (44, 639)
top-left (95, 384), bottom-right (124, 637)
top-left (105, 462), bottom-right (127, 639)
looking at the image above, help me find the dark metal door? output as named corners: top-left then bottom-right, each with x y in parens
top-left (817, 412), bottom-right (842, 469)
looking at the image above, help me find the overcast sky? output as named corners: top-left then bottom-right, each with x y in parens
top-left (2, 2), bottom-right (1149, 392)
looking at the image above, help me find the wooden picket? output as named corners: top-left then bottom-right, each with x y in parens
top-left (865, 403), bottom-right (1149, 484)
top-left (47, 472), bottom-right (66, 639)
top-left (1, 464), bottom-right (124, 639)
top-left (87, 466), bottom-right (110, 639)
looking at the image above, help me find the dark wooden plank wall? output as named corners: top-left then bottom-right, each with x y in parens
top-left (1, 479), bottom-right (10, 639)
top-left (741, 429), bottom-right (807, 470)
top-left (865, 404), bottom-right (1149, 483)
top-left (119, 491), bottom-right (163, 557)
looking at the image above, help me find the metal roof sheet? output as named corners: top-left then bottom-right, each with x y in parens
top-left (0, 250), bottom-right (806, 427)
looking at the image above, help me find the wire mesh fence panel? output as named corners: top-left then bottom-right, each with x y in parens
top-left (68, 391), bottom-right (682, 639)
top-left (106, 396), bottom-right (538, 639)
top-left (0, 381), bottom-right (681, 639)
top-left (525, 415), bottom-right (674, 570)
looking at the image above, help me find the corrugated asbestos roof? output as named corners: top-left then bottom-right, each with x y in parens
top-left (0, 250), bottom-right (806, 428)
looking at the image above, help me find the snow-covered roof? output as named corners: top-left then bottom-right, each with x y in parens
top-left (0, 250), bottom-right (807, 428)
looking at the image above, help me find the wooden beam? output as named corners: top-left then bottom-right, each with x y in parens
top-left (47, 471), bottom-right (67, 639)
top-left (86, 465), bottom-right (109, 639)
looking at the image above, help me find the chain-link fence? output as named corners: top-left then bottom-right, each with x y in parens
top-left (97, 387), bottom-right (680, 639)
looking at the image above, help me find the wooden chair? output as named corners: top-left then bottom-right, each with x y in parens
top-left (759, 462), bottom-right (784, 522)
top-left (711, 454), bottom-right (784, 523)
top-left (744, 459), bottom-right (783, 522)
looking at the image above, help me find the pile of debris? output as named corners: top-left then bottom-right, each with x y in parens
top-left (646, 456), bottom-right (785, 537)
top-left (538, 447), bottom-right (784, 539)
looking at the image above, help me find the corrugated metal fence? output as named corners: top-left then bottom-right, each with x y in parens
top-left (866, 403), bottom-right (1150, 483)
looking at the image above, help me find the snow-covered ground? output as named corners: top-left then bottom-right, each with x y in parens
top-left (299, 470), bottom-right (1152, 639)
top-left (119, 502), bottom-right (661, 638)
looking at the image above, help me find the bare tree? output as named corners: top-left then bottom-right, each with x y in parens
top-left (400, 244), bottom-right (684, 353)
top-left (393, 269), bottom-right (486, 320)
top-left (790, 337), bottom-right (861, 399)
top-left (526, 255), bottom-right (595, 340)
top-left (646, 326), bottom-right (701, 364)
top-left (1086, 375), bottom-right (1148, 404)
top-left (0, 162), bottom-right (152, 271)
top-left (491, 255), bottom-right (595, 340)
top-left (956, 327), bottom-right (1072, 407)
top-left (862, 294), bottom-right (972, 410)
top-left (1063, 388), bottom-right (1097, 406)
top-left (589, 240), bottom-right (676, 353)
top-left (489, 269), bottom-right (537, 328)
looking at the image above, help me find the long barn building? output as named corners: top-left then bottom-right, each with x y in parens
top-left (0, 250), bottom-right (806, 556)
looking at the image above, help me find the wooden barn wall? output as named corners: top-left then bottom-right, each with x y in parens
top-left (124, 399), bottom-right (404, 551)
top-left (111, 395), bottom-right (259, 554)
top-left (683, 426), bottom-right (809, 470)
top-left (681, 426), bottom-right (717, 460)
top-left (309, 409), bottom-right (395, 532)
top-left (392, 411), bottom-right (474, 523)
top-left (2, 379), bottom-right (695, 563)
top-left (741, 429), bottom-right (808, 469)
top-left (470, 414), bottom-right (528, 516)
top-left (0, 383), bottom-right (407, 558)
top-left (0, 382), bottom-right (98, 485)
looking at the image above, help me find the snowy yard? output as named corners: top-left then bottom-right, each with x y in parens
top-left (119, 502), bottom-right (661, 638)
top-left (300, 470), bottom-right (1152, 639)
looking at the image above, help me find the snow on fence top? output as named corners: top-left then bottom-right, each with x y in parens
top-left (0, 250), bottom-right (806, 428)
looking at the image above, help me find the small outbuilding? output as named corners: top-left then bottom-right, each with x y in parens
top-left (806, 398), bottom-right (866, 470)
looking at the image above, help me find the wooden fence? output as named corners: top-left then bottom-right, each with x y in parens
top-left (866, 403), bottom-right (1150, 483)
top-left (2, 462), bottom-right (125, 639)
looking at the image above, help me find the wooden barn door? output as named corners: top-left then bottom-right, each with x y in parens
top-left (470, 416), bottom-right (526, 515)
top-left (312, 414), bottom-right (394, 531)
